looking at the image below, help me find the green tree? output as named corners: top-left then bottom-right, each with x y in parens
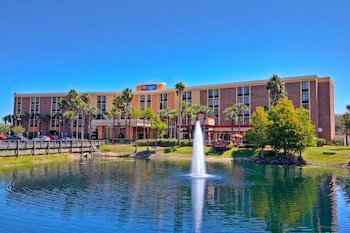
top-left (266, 74), bottom-right (287, 107)
top-left (12, 125), bottom-right (25, 136)
top-left (141, 108), bottom-right (154, 152)
top-left (131, 107), bottom-right (142, 140)
top-left (245, 107), bottom-right (269, 158)
top-left (151, 115), bottom-right (167, 153)
top-left (267, 98), bottom-right (304, 158)
top-left (296, 107), bottom-right (316, 155)
top-left (0, 123), bottom-right (10, 135)
top-left (175, 82), bottom-right (185, 145)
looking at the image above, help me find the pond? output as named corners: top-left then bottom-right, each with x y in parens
top-left (0, 157), bottom-right (349, 232)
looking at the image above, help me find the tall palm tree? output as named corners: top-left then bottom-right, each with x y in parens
top-left (341, 112), bottom-right (350, 146)
top-left (80, 92), bottom-right (91, 140)
top-left (233, 103), bottom-right (249, 142)
top-left (223, 107), bottom-right (238, 138)
top-left (175, 82), bottom-right (185, 144)
top-left (34, 113), bottom-right (42, 136)
top-left (199, 105), bottom-right (213, 141)
top-left (84, 105), bottom-right (99, 140)
top-left (167, 109), bottom-right (178, 139)
top-left (54, 112), bottom-right (63, 136)
top-left (63, 111), bottom-right (77, 138)
top-left (122, 88), bottom-right (134, 139)
top-left (185, 104), bottom-right (198, 140)
top-left (113, 96), bottom-right (124, 139)
top-left (266, 74), bottom-right (287, 107)
top-left (2, 114), bottom-right (12, 125)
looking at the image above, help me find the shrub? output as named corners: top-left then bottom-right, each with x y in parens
top-left (316, 138), bottom-right (326, 147)
top-left (328, 138), bottom-right (338, 146)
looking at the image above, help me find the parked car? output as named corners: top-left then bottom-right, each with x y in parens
top-left (0, 135), bottom-right (8, 140)
top-left (49, 135), bottom-right (59, 140)
top-left (7, 135), bottom-right (27, 140)
top-left (32, 135), bottom-right (51, 141)
top-left (58, 136), bottom-right (72, 141)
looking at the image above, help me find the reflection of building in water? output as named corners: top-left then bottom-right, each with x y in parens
top-left (207, 186), bottom-right (215, 205)
top-left (313, 175), bottom-right (337, 232)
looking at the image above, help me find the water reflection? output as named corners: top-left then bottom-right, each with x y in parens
top-left (191, 178), bottom-right (205, 233)
top-left (0, 159), bottom-right (349, 232)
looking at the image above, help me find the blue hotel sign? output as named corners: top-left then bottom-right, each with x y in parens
top-left (140, 84), bottom-right (157, 91)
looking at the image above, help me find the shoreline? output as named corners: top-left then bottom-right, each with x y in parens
top-left (95, 151), bottom-right (350, 170)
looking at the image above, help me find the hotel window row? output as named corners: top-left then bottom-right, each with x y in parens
top-left (237, 86), bottom-right (250, 125)
top-left (30, 97), bottom-right (40, 127)
top-left (16, 97), bottom-right (22, 114)
top-left (97, 96), bottom-right (106, 119)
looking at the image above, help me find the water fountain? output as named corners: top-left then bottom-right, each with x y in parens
top-left (190, 121), bottom-right (208, 177)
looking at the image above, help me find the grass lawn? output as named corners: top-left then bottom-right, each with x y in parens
top-left (100, 143), bottom-right (350, 167)
top-left (0, 154), bottom-right (70, 172)
top-left (303, 146), bottom-right (350, 166)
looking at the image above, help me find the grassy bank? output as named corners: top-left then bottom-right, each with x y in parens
top-left (0, 154), bottom-right (71, 172)
top-left (99, 143), bottom-right (350, 167)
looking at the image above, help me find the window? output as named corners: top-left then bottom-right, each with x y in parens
top-left (159, 93), bottom-right (168, 110)
top-left (244, 86), bottom-right (250, 95)
top-left (302, 81), bottom-right (308, 91)
top-left (244, 96), bottom-right (250, 106)
top-left (237, 87), bottom-right (243, 96)
top-left (302, 93), bottom-right (309, 103)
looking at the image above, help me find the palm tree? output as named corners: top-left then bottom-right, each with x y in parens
top-left (34, 113), bottom-right (42, 136)
top-left (54, 112), bottom-right (63, 136)
top-left (122, 88), bottom-right (134, 140)
top-left (84, 105), bottom-right (99, 140)
top-left (266, 74), bottom-right (287, 107)
top-left (167, 109), bottom-right (178, 139)
top-left (2, 114), bottom-right (12, 125)
top-left (233, 103), bottom-right (249, 142)
top-left (175, 82), bottom-right (185, 144)
top-left (184, 104), bottom-right (198, 140)
top-left (199, 105), bottom-right (213, 141)
top-left (223, 107), bottom-right (238, 138)
top-left (63, 111), bottom-right (77, 138)
top-left (159, 109), bottom-right (169, 138)
top-left (113, 96), bottom-right (124, 139)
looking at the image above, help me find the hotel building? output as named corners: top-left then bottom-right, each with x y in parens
top-left (13, 75), bottom-right (334, 142)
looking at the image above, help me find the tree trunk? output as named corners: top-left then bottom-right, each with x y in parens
top-left (261, 146), bottom-right (264, 158)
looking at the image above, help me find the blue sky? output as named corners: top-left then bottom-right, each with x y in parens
top-left (1, 0), bottom-right (349, 121)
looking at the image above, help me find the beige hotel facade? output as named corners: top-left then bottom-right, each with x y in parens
top-left (13, 75), bottom-right (335, 142)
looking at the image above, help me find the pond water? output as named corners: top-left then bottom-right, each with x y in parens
top-left (0, 157), bottom-right (349, 232)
